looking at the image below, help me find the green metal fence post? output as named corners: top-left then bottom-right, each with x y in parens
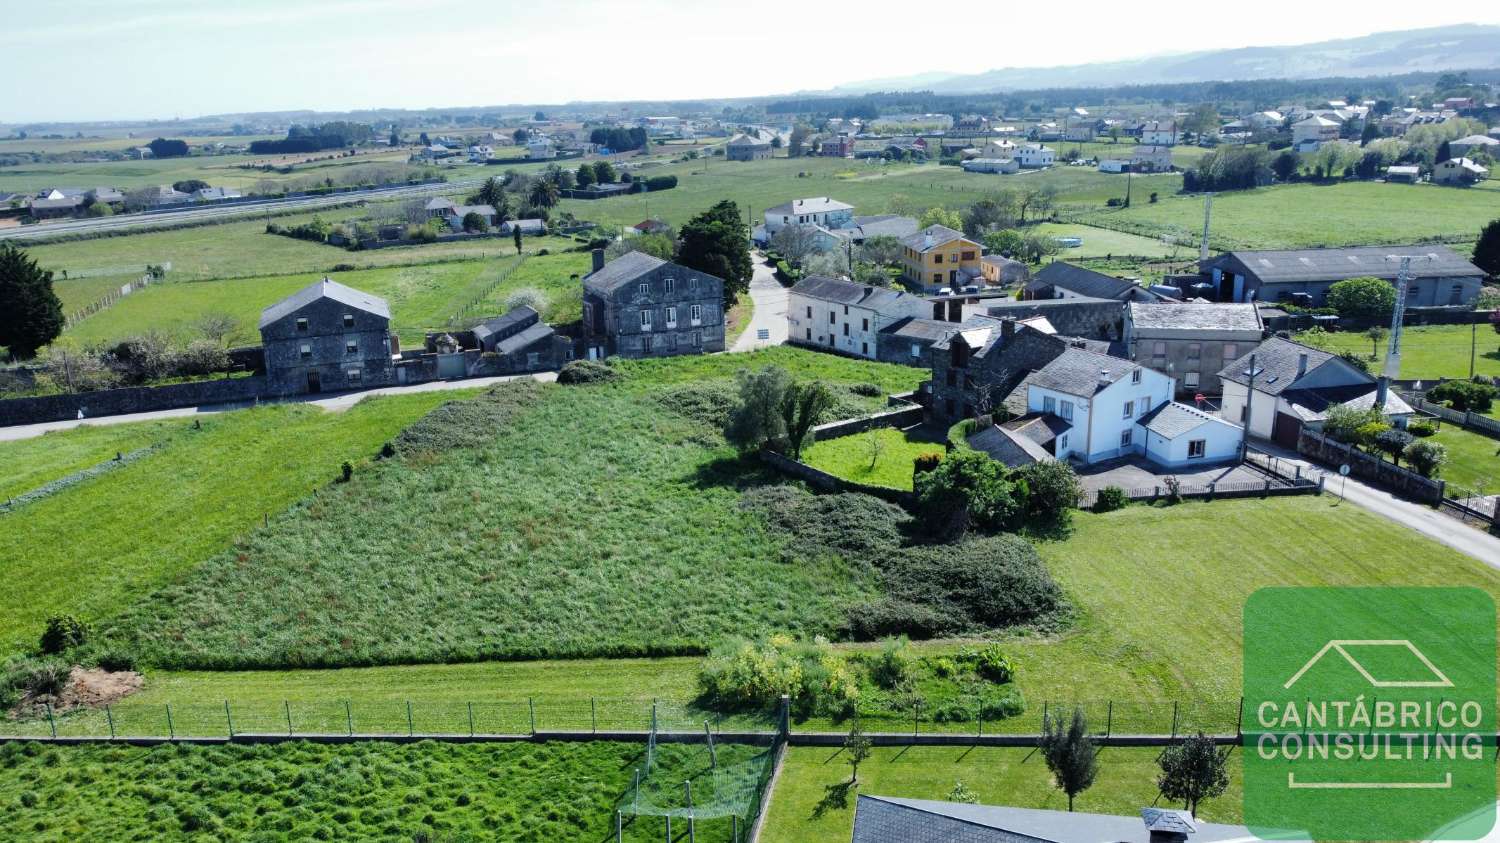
top-left (468, 702), bottom-right (475, 737)
top-left (686, 780), bottom-right (695, 843)
top-left (166, 703), bottom-right (175, 740)
top-left (406, 700), bottom-right (414, 737)
top-left (225, 700), bottom-right (234, 738)
top-left (913, 701), bottom-right (919, 738)
top-left (345, 700), bottom-right (353, 736)
top-left (105, 704), bottom-right (115, 740)
top-left (285, 700), bottom-right (293, 736)
top-left (528, 697), bottom-right (536, 735)
top-left (45, 703), bottom-right (56, 739)
top-left (705, 720), bottom-right (716, 768)
top-left (616, 810), bottom-right (622, 843)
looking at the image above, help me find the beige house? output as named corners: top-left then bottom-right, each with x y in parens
top-left (1291, 116), bottom-right (1340, 149)
top-left (1433, 158), bottom-right (1489, 185)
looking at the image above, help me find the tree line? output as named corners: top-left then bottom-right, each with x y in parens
top-left (249, 121), bottom-right (375, 154)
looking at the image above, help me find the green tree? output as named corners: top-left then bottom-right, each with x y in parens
top-left (0, 242), bottom-right (65, 359)
top-left (1365, 325), bottom-right (1387, 359)
top-left (527, 179), bottom-right (559, 209)
top-left (512, 128), bottom-right (528, 145)
top-left (725, 366), bottom-right (792, 452)
top-left (461, 211), bottom-right (488, 233)
top-left (1375, 427), bottom-right (1414, 466)
top-left (1157, 733), bottom-right (1229, 815)
top-left (1012, 459), bottom-right (1081, 529)
top-left (1325, 276), bottom-right (1395, 319)
top-left (983, 229), bottom-right (1026, 257)
top-left (1474, 219), bottom-right (1500, 279)
top-left (677, 200), bottom-right (753, 308)
top-left (845, 722), bottom-right (872, 784)
top-left (1039, 707), bottom-right (1098, 811)
top-left (1181, 103), bottom-right (1220, 137)
top-left (1322, 404), bottom-right (1385, 444)
top-left (919, 206), bottom-right (964, 230)
top-left (172, 179), bottom-right (210, 194)
top-left (1360, 122), bottom-right (1381, 146)
top-left (574, 164), bottom-right (595, 189)
top-left (779, 380), bottom-right (834, 460)
top-left (914, 449), bottom-right (1018, 538)
top-left (591, 161), bottom-right (616, 184)
top-left (512, 225), bottom-right (523, 254)
top-left (1403, 440), bottom-right (1448, 478)
top-left (1271, 150), bottom-right (1300, 182)
top-left (857, 235), bottom-right (902, 267)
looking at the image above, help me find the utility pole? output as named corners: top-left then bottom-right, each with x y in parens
top-left (1199, 193), bottom-right (1213, 263)
top-left (1241, 352), bottom-right (1257, 455)
top-left (1124, 171), bottom-right (1132, 208)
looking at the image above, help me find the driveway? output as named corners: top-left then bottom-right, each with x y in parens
top-left (731, 252), bottom-right (789, 352)
top-left (1251, 440), bottom-right (1500, 566)
top-left (0, 372), bottom-right (556, 443)
top-left (1073, 455), bottom-right (1267, 493)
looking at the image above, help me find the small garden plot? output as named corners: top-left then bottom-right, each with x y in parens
top-left (802, 427), bottom-right (945, 490)
top-left (0, 739), bottom-right (749, 842)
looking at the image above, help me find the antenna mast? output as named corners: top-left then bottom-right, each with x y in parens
top-left (1383, 255), bottom-right (1429, 380)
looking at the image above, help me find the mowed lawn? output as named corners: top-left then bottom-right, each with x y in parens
top-left (1072, 180), bottom-right (1500, 249)
top-left (0, 392), bottom-right (473, 654)
top-left (1298, 324), bottom-right (1500, 381)
top-left (1029, 222), bottom-right (1178, 258)
top-left (760, 746), bottom-right (1245, 843)
top-left (59, 250), bottom-right (590, 348)
top-left (0, 739), bottom-right (750, 843)
top-left (803, 427), bottom-right (945, 490)
top-left (1428, 424), bottom-right (1500, 493)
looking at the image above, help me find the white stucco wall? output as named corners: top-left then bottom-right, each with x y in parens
top-left (1143, 416), bottom-right (1243, 467)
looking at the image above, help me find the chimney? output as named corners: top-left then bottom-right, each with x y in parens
top-left (923, 233), bottom-right (934, 249)
top-left (1000, 320), bottom-right (1015, 342)
top-left (1375, 375), bottom-right (1389, 410)
top-left (590, 248), bottom-right (605, 273)
top-left (1296, 352), bottom-right (1309, 378)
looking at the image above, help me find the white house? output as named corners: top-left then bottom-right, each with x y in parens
top-left (1140, 121), bottom-right (1179, 146)
top-left (467, 144), bottom-right (494, 162)
top-left (1245, 111), bottom-right (1284, 130)
top-left (1434, 158), bottom-right (1489, 186)
top-left (1016, 145), bottom-right (1055, 168)
top-left (1217, 337), bottom-right (1411, 447)
top-left (962, 158), bottom-right (1019, 174)
top-left (1130, 146), bottom-right (1173, 173)
top-left (526, 139), bottom-right (556, 160)
top-left (980, 140), bottom-right (1018, 159)
top-left (1291, 116), bottom-right (1340, 149)
top-left (763, 197), bottom-right (854, 236)
top-left (1098, 159), bottom-right (1130, 174)
top-left (789, 275), bottom-right (930, 360)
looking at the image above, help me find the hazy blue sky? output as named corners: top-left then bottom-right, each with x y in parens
top-left (3, 0), bottom-right (1497, 122)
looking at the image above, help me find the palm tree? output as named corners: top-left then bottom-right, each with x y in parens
top-left (528, 179), bottom-right (559, 209)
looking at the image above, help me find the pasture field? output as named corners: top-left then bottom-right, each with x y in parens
top-left (0, 391), bottom-right (475, 654)
top-left (59, 250), bottom-right (591, 348)
top-left (0, 739), bottom-right (753, 843)
top-left (761, 746), bottom-right (1245, 843)
top-left (0, 146), bottom-right (422, 193)
top-left (1071, 179), bottom-right (1500, 249)
top-left (1296, 323), bottom-right (1500, 381)
top-left (0, 419), bottom-right (181, 501)
top-left (802, 427), bottom-right (945, 490)
top-left (1029, 221), bottom-right (1178, 258)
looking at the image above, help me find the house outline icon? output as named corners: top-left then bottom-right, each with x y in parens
top-left (1282, 639), bottom-right (1454, 690)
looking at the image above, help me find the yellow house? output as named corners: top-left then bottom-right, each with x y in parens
top-left (900, 225), bottom-right (982, 292)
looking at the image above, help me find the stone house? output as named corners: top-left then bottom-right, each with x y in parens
top-left (259, 278), bottom-right (394, 395)
top-left (581, 250), bottom-right (725, 359)
top-left (726, 134), bottom-right (772, 161)
top-left (471, 306), bottom-right (571, 373)
top-left (1123, 302), bottom-right (1263, 395)
top-left (1130, 145), bottom-right (1173, 173)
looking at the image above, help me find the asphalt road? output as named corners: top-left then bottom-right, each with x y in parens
top-left (731, 252), bottom-right (789, 352)
top-left (0, 178), bottom-right (485, 242)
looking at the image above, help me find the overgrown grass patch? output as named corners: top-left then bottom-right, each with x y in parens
top-left (0, 739), bottom-right (751, 842)
top-left (802, 427), bottom-right (945, 490)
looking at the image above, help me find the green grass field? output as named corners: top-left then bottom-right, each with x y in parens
top-left (96, 352), bottom-right (926, 670)
top-left (0, 419), bottom-right (181, 501)
top-left (0, 392), bottom-right (474, 655)
top-left (1428, 424), bottom-right (1500, 493)
top-left (803, 427), bottom-right (945, 490)
top-left (1029, 222), bottom-right (1178, 258)
top-left (0, 739), bottom-right (753, 842)
top-left (1297, 324), bottom-right (1500, 381)
top-left (1071, 180), bottom-right (1500, 250)
top-left (761, 745), bottom-right (1245, 843)
top-left (0, 146), bottom-right (422, 193)
top-left (58, 250), bottom-right (590, 348)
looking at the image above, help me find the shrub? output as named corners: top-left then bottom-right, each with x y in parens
top-left (913, 452), bottom-right (943, 478)
top-left (929, 656), bottom-right (958, 678)
top-left (696, 636), bottom-right (858, 718)
top-left (1162, 476), bottom-right (1182, 504)
top-left (654, 380), bottom-right (739, 429)
top-left (914, 449), bottom-right (1020, 538)
top-left (1407, 419), bottom-right (1438, 437)
top-left (1403, 440), bottom-right (1448, 478)
top-left (340, 461), bottom-right (353, 483)
top-left (849, 382), bottom-right (883, 397)
top-left (740, 485), bottom-right (909, 564)
top-left (1322, 404), bottom-right (1385, 445)
top-left (978, 689), bottom-right (1027, 720)
top-left (1427, 379), bottom-right (1499, 412)
top-left (9, 658), bottom-right (69, 698)
top-left (1325, 276), bottom-right (1395, 319)
top-left (968, 644), bottom-right (1016, 683)
top-left (867, 638), bottom-right (912, 690)
top-left (39, 615), bottom-right (90, 655)
top-left (556, 360), bottom-right (618, 385)
top-left (393, 381), bottom-right (542, 453)
top-left (175, 340), bottom-right (231, 376)
top-left (1092, 485), bottom-right (1129, 512)
top-left (1011, 460), bottom-right (1081, 528)
top-left (502, 287), bottom-right (547, 315)
top-left (1375, 427), bottom-right (1414, 464)
top-left (847, 535), bottom-right (1063, 639)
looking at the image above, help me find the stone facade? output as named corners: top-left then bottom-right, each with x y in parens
top-left (581, 251), bottom-right (726, 359)
top-left (259, 279), bottom-right (395, 396)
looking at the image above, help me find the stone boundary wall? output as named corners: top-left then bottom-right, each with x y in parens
top-left (0, 376), bottom-right (266, 427)
top-left (1297, 428), bottom-right (1445, 503)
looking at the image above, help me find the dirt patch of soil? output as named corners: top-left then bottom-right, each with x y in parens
top-left (11, 666), bottom-right (143, 718)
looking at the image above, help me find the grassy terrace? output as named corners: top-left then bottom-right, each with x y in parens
top-left (1298, 324), bottom-right (1500, 382)
top-left (58, 249), bottom-right (591, 347)
top-left (802, 427), bottom-right (945, 491)
top-left (1072, 180), bottom-right (1500, 249)
top-left (0, 419), bottom-right (180, 501)
top-left (0, 391), bottom-right (476, 654)
top-left (0, 739), bottom-right (752, 842)
top-left (761, 746), bottom-right (1245, 843)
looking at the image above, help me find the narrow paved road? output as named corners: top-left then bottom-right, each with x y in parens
top-left (0, 372), bottom-right (555, 442)
top-left (731, 252), bottom-right (789, 352)
top-left (1253, 441), bottom-right (1500, 566)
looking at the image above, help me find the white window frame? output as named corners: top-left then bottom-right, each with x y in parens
top-left (342, 313), bottom-right (355, 328)
top-left (665, 305), bottom-right (678, 328)
top-left (638, 282), bottom-right (649, 296)
top-left (639, 309), bottom-right (653, 330)
top-left (1131, 369), bottom-right (1142, 384)
top-left (1043, 395), bottom-right (1056, 414)
top-left (296, 317), bottom-right (309, 332)
top-left (690, 304), bottom-right (702, 325)
top-left (1122, 400), bottom-right (1134, 418)
top-left (1059, 400), bottom-right (1073, 421)
top-left (299, 343), bottom-right (312, 359)
top-left (665, 278), bottom-right (675, 293)
top-left (1188, 439), bottom-right (1206, 459)
top-left (346, 368), bottom-right (362, 384)
top-left (1184, 372), bottom-right (1201, 388)
top-left (1120, 429), bottom-right (1132, 447)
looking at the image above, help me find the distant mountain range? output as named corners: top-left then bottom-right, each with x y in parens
top-left (825, 24), bottom-right (1500, 94)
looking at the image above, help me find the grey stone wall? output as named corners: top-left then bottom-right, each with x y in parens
top-left (261, 297), bottom-right (394, 395)
top-left (0, 376), bottom-right (267, 427)
top-left (1298, 428), bottom-right (1444, 503)
top-left (583, 262), bottom-right (726, 358)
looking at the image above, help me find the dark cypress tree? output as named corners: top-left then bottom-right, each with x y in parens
top-left (1474, 219), bottom-right (1500, 280)
top-left (0, 242), bottom-right (64, 359)
top-left (675, 200), bottom-right (752, 308)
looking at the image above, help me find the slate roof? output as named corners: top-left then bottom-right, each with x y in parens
top-left (424, 197), bottom-right (456, 211)
top-left (878, 316), bottom-right (956, 341)
top-left (493, 322), bottom-right (555, 355)
top-left (1127, 301), bottom-right (1262, 333)
top-left (901, 224), bottom-right (970, 252)
top-left (850, 796), bottom-right (1291, 843)
top-left (849, 214), bottom-right (919, 240)
top-left (1217, 336), bottom-right (1351, 396)
top-left (1137, 401), bottom-right (1226, 437)
top-left (259, 278), bottom-right (391, 329)
top-left (1026, 346), bottom-right (1141, 398)
top-left (502, 218), bottom-right (546, 233)
top-left (792, 275), bottom-right (918, 311)
top-left (1203, 245), bottom-right (1484, 284)
top-left (583, 250), bottom-right (667, 292)
top-left (472, 305), bottom-right (537, 344)
top-left (727, 133), bottom-right (769, 147)
top-left (765, 196), bottom-right (852, 216)
top-left (1034, 262), bottom-right (1139, 300)
top-left (1454, 134), bottom-right (1500, 146)
top-left (968, 422), bottom-right (1053, 468)
top-left (1281, 384), bottom-right (1413, 421)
